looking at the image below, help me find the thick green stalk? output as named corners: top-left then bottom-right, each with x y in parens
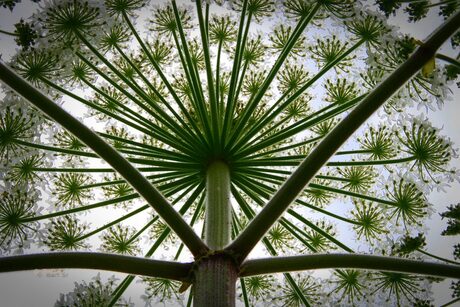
top-left (0, 253), bottom-right (192, 281)
top-left (193, 161), bottom-right (235, 307)
top-left (205, 161), bottom-right (231, 250)
top-left (225, 12), bottom-right (460, 263)
top-left (0, 61), bottom-right (209, 258)
top-left (240, 254), bottom-right (460, 279)
top-left (193, 254), bottom-right (238, 307)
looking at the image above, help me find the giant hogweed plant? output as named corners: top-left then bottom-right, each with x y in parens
top-left (0, 0), bottom-right (459, 306)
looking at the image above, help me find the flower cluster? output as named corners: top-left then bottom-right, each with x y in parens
top-left (0, 189), bottom-right (38, 253)
top-left (55, 274), bottom-right (133, 306)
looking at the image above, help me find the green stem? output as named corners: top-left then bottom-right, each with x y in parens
top-left (195, 0), bottom-right (219, 144)
top-left (171, 1), bottom-right (213, 145)
top-left (215, 40), bottom-right (223, 117)
top-left (0, 253), bottom-right (192, 281)
top-left (440, 297), bottom-right (460, 307)
top-left (174, 193), bottom-right (206, 261)
top-left (435, 53), bottom-right (460, 67)
top-left (108, 275), bottom-right (136, 307)
top-left (74, 49), bottom-right (197, 153)
top-left (417, 248), bottom-right (460, 265)
top-left (21, 194), bottom-right (139, 222)
top-left (112, 43), bottom-right (204, 152)
top-left (326, 156), bottom-right (416, 167)
top-left (126, 218), bottom-right (157, 246)
top-left (248, 136), bottom-right (323, 159)
top-left (205, 161), bottom-right (231, 250)
top-left (425, 0), bottom-right (458, 9)
top-left (107, 229), bottom-right (176, 307)
top-left (221, 0), bottom-right (251, 146)
top-left (232, 60), bottom-right (249, 112)
top-left (231, 32), bottom-right (362, 155)
top-left (228, 3), bottom-right (322, 148)
top-left (335, 149), bottom-right (374, 155)
top-left (233, 174), bottom-right (354, 252)
top-left (74, 41), bottom-right (161, 120)
top-left (79, 76), bottom-right (159, 130)
top-left (14, 139), bottom-right (98, 158)
top-left (234, 95), bottom-right (362, 159)
top-left (232, 181), bottom-right (315, 252)
top-left (98, 132), bottom-right (195, 163)
top-left (40, 77), bottom-right (162, 141)
top-left (0, 28), bottom-right (17, 36)
top-left (234, 168), bottom-right (360, 225)
top-left (121, 11), bottom-right (208, 149)
top-left (225, 11), bottom-right (460, 263)
top-left (287, 209), bottom-right (354, 252)
top-left (77, 205), bottom-right (149, 241)
top-left (240, 254), bottom-right (460, 279)
top-left (240, 278), bottom-right (250, 307)
top-left (308, 183), bottom-right (394, 206)
top-left (78, 179), bottom-right (126, 190)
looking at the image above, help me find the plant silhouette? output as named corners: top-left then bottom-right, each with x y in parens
top-left (0, 0), bottom-right (460, 306)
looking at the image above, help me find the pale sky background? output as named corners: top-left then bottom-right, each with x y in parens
top-left (0, 1), bottom-right (459, 306)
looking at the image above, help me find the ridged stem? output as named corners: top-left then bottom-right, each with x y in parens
top-left (192, 162), bottom-right (235, 306)
top-left (193, 254), bottom-right (238, 307)
top-left (0, 253), bottom-right (192, 281)
top-left (205, 161), bottom-right (231, 250)
top-left (240, 254), bottom-right (460, 279)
